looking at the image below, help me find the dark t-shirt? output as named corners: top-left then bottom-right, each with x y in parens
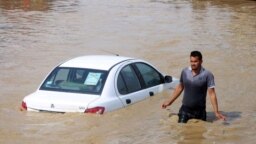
top-left (180, 67), bottom-right (215, 109)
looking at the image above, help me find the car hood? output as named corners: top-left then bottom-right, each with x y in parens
top-left (24, 90), bottom-right (100, 113)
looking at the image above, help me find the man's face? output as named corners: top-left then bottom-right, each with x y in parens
top-left (190, 56), bottom-right (202, 70)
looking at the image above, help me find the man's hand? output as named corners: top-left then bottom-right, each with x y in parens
top-left (215, 112), bottom-right (226, 121)
top-left (161, 101), bottom-right (170, 109)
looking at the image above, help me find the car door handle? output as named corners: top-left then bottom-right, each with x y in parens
top-left (149, 91), bottom-right (154, 96)
top-left (126, 99), bottom-right (131, 104)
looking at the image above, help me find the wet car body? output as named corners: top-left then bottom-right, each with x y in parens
top-left (21, 55), bottom-right (178, 114)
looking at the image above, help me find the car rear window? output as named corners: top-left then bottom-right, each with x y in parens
top-left (40, 67), bottom-right (108, 94)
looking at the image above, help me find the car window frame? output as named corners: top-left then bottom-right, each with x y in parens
top-left (117, 62), bottom-right (165, 95)
top-left (117, 64), bottom-right (142, 95)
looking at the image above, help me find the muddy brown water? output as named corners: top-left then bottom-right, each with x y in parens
top-left (0, 0), bottom-right (255, 143)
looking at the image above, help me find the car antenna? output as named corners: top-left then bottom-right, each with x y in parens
top-left (101, 50), bottom-right (119, 56)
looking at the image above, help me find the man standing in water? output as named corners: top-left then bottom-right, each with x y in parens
top-left (162, 51), bottom-right (226, 123)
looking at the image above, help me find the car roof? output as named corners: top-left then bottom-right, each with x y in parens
top-left (59, 55), bottom-right (135, 70)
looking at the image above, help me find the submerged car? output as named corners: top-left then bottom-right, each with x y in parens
top-left (21, 55), bottom-right (178, 114)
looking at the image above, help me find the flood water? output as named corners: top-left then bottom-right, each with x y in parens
top-left (0, 0), bottom-right (256, 143)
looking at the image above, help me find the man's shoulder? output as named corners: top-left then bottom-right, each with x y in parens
top-left (180, 67), bottom-right (190, 76)
top-left (202, 68), bottom-right (213, 75)
top-left (202, 68), bottom-right (214, 78)
top-left (182, 67), bottom-right (190, 72)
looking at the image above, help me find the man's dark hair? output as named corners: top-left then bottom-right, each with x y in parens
top-left (190, 51), bottom-right (202, 60)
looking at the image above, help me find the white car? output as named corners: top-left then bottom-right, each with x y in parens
top-left (21, 55), bottom-right (179, 114)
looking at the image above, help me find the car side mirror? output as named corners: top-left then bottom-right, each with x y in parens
top-left (164, 75), bottom-right (172, 83)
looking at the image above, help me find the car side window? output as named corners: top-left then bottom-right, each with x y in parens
top-left (117, 65), bottom-right (141, 94)
top-left (117, 74), bottom-right (128, 94)
top-left (135, 63), bottom-right (163, 88)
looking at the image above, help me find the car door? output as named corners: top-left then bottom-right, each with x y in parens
top-left (116, 62), bottom-right (165, 106)
top-left (116, 64), bottom-right (149, 106)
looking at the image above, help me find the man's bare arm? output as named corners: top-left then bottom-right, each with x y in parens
top-left (208, 88), bottom-right (226, 120)
top-left (162, 83), bottom-right (184, 109)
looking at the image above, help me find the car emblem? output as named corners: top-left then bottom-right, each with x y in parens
top-left (51, 104), bottom-right (55, 108)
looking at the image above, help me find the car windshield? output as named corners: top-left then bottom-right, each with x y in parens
top-left (40, 67), bottom-right (108, 94)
